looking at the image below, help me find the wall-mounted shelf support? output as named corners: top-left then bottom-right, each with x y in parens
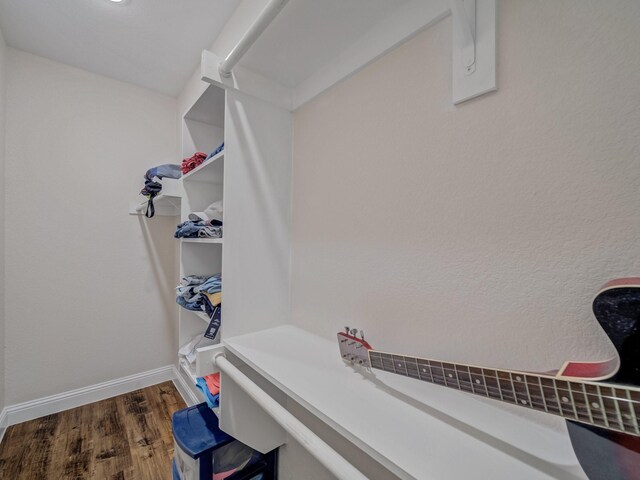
top-left (450, 0), bottom-right (476, 73)
top-left (450, 0), bottom-right (496, 104)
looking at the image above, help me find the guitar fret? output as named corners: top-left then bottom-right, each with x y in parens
top-left (456, 365), bottom-right (475, 393)
top-left (452, 365), bottom-right (465, 393)
top-left (536, 377), bottom-right (549, 413)
top-left (570, 382), bottom-right (592, 423)
top-left (510, 373), bottom-right (531, 407)
top-left (392, 355), bottom-right (408, 376)
top-left (629, 391), bottom-right (640, 433)
top-left (380, 353), bottom-right (396, 374)
top-left (404, 357), bottom-right (421, 380)
top-left (611, 388), bottom-right (637, 432)
top-left (524, 375), bottom-right (545, 411)
top-left (497, 370), bottom-right (517, 403)
top-left (470, 367), bottom-right (488, 397)
top-left (622, 389), bottom-right (640, 434)
top-left (369, 352), bottom-right (383, 370)
top-left (430, 361), bottom-right (447, 386)
top-left (555, 380), bottom-right (578, 420)
top-left (442, 363), bottom-right (461, 390)
top-left (599, 385), bottom-right (626, 431)
top-left (583, 383), bottom-right (606, 427)
top-left (482, 369), bottom-right (502, 400)
top-left (592, 385), bottom-right (610, 429)
top-left (416, 358), bottom-right (434, 383)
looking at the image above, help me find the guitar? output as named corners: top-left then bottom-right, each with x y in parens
top-left (337, 278), bottom-right (640, 480)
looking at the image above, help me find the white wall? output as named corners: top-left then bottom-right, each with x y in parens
top-left (291, 0), bottom-right (640, 434)
top-left (4, 50), bottom-right (178, 404)
top-left (0, 25), bottom-right (7, 411)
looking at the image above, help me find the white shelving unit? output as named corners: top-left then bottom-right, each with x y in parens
top-left (181, 238), bottom-right (223, 244)
top-left (175, 83), bottom-right (226, 401)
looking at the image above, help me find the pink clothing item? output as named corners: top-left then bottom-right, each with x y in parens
top-left (214, 468), bottom-right (238, 480)
top-left (204, 372), bottom-right (220, 395)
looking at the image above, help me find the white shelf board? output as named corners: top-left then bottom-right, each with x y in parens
top-left (223, 326), bottom-right (586, 480)
top-left (180, 358), bottom-right (198, 385)
top-left (129, 193), bottom-right (180, 216)
top-left (194, 310), bottom-right (210, 324)
top-left (181, 238), bottom-right (223, 244)
top-left (181, 152), bottom-right (224, 183)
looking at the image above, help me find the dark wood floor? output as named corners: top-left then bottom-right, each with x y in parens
top-left (0, 381), bottom-right (186, 479)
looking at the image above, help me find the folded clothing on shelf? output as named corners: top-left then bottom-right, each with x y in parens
top-left (182, 152), bottom-right (207, 174)
top-left (206, 142), bottom-right (224, 160)
top-left (195, 372), bottom-right (221, 409)
top-left (176, 274), bottom-right (222, 312)
top-left (174, 219), bottom-right (222, 239)
top-left (189, 200), bottom-right (223, 223)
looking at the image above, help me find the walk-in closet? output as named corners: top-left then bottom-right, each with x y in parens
top-left (0, 1), bottom-right (638, 479)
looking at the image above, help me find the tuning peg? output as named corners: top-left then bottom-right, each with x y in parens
top-left (344, 326), bottom-right (350, 334)
top-left (350, 328), bottom-right (358, 336)
top-left (359, 330), bottom-right (365, 341)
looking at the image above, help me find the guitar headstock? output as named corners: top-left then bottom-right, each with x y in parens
top-left (337, 327), bottom-right (373, 368)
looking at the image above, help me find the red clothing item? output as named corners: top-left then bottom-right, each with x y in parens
top-left (181, 152), bottom-right (207, 174)
top-left (204, 372), bottom-right (220, 395)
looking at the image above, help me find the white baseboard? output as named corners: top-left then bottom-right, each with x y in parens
top-left (171, 366), bottom-right (201, 407)
top-left (0, 365), bottom-right (177, 431)
top-left (0, 408), bottom-right (7, 444)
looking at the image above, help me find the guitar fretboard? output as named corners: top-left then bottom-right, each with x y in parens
top-left (368, 350), bottom-right (640, 436)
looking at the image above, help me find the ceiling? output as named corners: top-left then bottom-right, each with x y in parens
top-left (0, 0), bottom-right (241, 96)
top-left (239, 0), bottom-right (413, 88)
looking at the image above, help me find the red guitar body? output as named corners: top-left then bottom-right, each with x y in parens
top-left (567, 279), bottom-right (640, 479)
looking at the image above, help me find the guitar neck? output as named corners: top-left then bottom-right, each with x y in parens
top-left (368, 350), bottom-right (640, 436)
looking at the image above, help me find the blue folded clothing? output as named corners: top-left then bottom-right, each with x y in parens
top-left (176, 274), bottom-right (222, 312)
top-left (206, 142), bottom-right (224, 160)
top-left (195, 377), bottom-right (220, 409)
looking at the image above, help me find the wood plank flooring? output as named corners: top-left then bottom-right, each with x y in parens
top-left (0, 381), bottom-right (186, 479)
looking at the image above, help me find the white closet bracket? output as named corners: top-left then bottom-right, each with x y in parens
top-left (450, 0), bottom-right (496, 104)
top-left (450, 0), bottom-right (476, 73)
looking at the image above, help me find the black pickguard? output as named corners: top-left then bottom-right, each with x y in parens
top-left (568, 285), bottom-right (640, 480)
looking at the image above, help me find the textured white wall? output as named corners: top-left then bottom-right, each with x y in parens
top-left (0, 26), bottom-right (6, 410)
top-left (291, 0), bottom-right (640, 434)
top-left (4, 50), bottom-right (178, 404)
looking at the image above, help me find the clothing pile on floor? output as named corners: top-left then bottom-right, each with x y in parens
top-left (139, 163), bottom-right (181, 218)
top-left (176, 273), bottom-right (222, 311)
top-left (174, 200), bottom-right (223, 239)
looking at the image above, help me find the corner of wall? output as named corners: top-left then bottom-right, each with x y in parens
top-left (0, 23), bottom-right (7, 414)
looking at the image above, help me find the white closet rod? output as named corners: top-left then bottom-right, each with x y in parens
top-left (214, 354), bottom-right (369, 480)
top-left (218, 0), bottom-right (290, 78)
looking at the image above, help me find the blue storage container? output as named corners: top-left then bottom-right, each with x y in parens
top-left (172, 403), bottom-right (277, 480)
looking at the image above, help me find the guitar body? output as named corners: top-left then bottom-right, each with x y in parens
top-left (567, 280), bottom-right (640, 480)
top-left (337, 278), bottom-right (640, 480)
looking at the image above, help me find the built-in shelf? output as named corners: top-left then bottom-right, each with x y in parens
top-left (129, 193), bottom-right (181, 216)
top-left (222, 326), bottom-right (585, 480)
top-left (180, 358), bottom-right (198, 385)
top-left (181, 151), bottom-right (224, 183)
top-left (181, 238), bottom-right (223, 244)
top-left (194, 310), bottom-right (210, 324)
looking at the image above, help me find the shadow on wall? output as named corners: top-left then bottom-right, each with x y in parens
top-left (137, 215), bottom-right (179, 323)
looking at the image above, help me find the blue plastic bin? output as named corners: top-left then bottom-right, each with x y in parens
top-left (172, 403), bottom-right (276, 480)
